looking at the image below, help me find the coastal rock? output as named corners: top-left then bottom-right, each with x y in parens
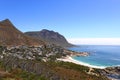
top-left (101, 66), bottom-right (120, 80)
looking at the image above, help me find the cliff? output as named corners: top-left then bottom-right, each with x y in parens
top-left (25, 29), bottom-right (73, 47)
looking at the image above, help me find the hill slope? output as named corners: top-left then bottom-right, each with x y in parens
top-left (0, 19), bottom-right (45, 46)
top-left (25, 29), bottom-right (73, 47)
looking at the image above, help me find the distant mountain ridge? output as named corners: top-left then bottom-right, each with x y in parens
top-left (25, 29), bottom-right (73, 47)
top-left (0, 19), bottom-right (45, 46)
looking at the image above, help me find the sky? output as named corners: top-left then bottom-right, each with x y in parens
top-left (0, 0), bottom-right (120, 45)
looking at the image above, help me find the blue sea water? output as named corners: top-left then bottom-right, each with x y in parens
top-left (69, 45), bottom-right (120, 67)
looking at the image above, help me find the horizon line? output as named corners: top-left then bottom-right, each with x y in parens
top-left (67, 38), bottom-right (120, 45)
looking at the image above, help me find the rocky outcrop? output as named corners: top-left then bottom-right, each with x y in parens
top-left (100, 67), bottom-right (120, 80)
top-left (25, 29), bottom-right (73, 47)
top-left (1, 56), bottom-right (60, 80)
top-left (0, 19), bottom-right (45, 46)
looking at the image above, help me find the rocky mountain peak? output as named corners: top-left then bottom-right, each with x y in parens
top-left (0, 19), bottom-right (45, 46)
top-left (0, 19), bottom-right (13, 26)
top-left (25, 29), bottom-right (73, 47)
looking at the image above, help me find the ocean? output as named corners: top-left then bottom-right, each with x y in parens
top-left (69, 45), bottom-right (120, 68)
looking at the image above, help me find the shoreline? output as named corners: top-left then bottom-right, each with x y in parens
top-left (57, 56), bottom-right (106, 69)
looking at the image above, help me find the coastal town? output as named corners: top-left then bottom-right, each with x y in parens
top-left (0, 44), bottom-right (89, 63)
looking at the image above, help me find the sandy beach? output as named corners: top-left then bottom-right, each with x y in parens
top-left (57, 56), bottom-right (106, 69)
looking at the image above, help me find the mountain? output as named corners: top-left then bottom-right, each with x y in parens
top-left (0, 19), bottom-right (45, 46)
top-left (25, 29), bottom-right (73, 47)
top-left (0, 19), bottom-right (109, 80)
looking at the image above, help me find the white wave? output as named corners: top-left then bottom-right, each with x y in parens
top-left (112, 58), bottom-right (120, 61)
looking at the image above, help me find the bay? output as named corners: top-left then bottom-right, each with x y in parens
top-left (69, 45), bottom-right (120, 67)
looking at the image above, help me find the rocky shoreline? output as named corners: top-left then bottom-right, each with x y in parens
top-left (63, 49), bottom-right (89, 57)
top-left (101, 66), bottom-right (120, 80)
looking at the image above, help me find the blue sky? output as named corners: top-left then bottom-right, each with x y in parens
top-left (0, 0), bottom-right (120, 39)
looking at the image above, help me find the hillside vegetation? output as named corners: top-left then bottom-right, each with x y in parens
top-left (0, 46), bottom-right (109, 80)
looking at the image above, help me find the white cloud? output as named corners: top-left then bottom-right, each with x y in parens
top-left (67, 38), bottom-right (120, 45)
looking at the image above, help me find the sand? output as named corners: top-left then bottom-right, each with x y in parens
top-left (57, 56), bottom-right (106, 69)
